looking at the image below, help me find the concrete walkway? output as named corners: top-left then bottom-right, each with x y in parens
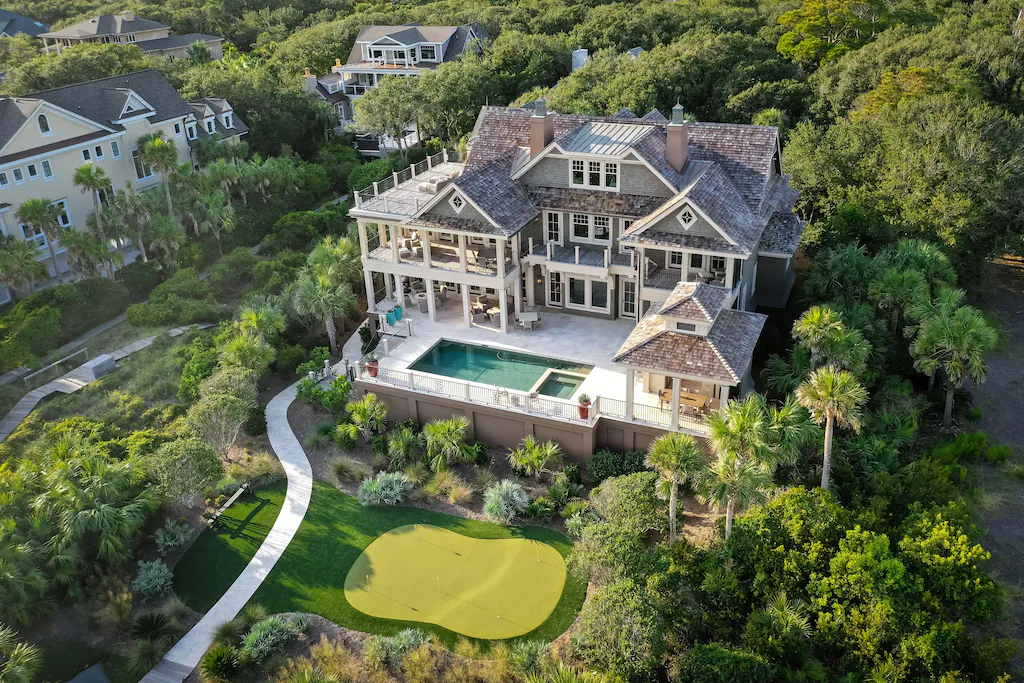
top-left (140, 379), bottom-right (312, 683)
top-left (0, 323), bottom-right (213, 442)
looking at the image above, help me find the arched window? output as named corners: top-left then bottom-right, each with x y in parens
top-left (37, 114), bottom-right (50, 135)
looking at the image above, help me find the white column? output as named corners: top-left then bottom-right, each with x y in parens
top-left (458, 233), bottom-right (468, 273)
top-left (395, 275), bottom-right (405, 307)
top-left (364, 270), bottom-right (376, 312)
top-left (513, 279), bottom-right (522, 316)
top-left (462, 285), bottom-right (472, 327)
top-left (423, 232), bottom-right (432, 268)
top-left (498, 238), bottom-right (507, 275)
top-left (389, 225), bottom-right (399, 263)
top-left (425, 278), bottom-right (437, 321)
top-left (526, 265), bottom-right (536, 308)
top-left (357, 221), bottom-right (369, 258)
top-left (625, 369), bottom-right (635, 419)
top-left (384, 273), bottom-right (393, 300)
top-left (378, 224), bottom-right (386, 248)
top-left (499, 287), bottom-right (508, 334)
top-left (670, 377), bottom-right (681, 430)
top-left (726, 257), bottom-right (736, 290)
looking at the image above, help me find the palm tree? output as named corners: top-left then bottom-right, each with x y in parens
top-left (208, 159), bottom-right (241, 207)
top-left (697, 452), bottom-right (771, 539)
top-left (139, 134), bottom-right (180, 215)
top-left (645, 432), bottom-right (705, 544)
top-left (387, 426), bottom-right (422, 469)
top-left (220, 330), bottom-right (275, 374)
top-left (707, 393), bottom-right (771, 468)
top-left (72, 163), bottom-right (111, 242)
top-left (146, 214), bottom-right (187, 264)
top-left (245, 155), bottom-right (271, 202)
top-left (0, 625), bottom-right (41, 683)
top-left (0, 238), bottom-right (48, 300)
top-left (309, 237), bottom-right (362, 288)
top-left (293, 265), bottom-right (356, 356)
top-left (910, 305), bottom-right (997, 428)
top-left (745, 591), bottom-right (811, 654)
top-left (16, 198), bottom-right (64, 283)
top-left (423, 416), bottom-right (469, 472)
top-left (58, 229), bottom-right (115, 278)
top-left (879, 239), bottom-right (955, 293)
top-left (869, 267), bottom-right (929, 335)
top-left (796, 365), bottom-right (868, 490)
top-left (237, 302), bottom-right (285, 342)
top-left (343, 393), bottom-right (388, 442)
top-left (105, 183), bottom-right (152, 262)
top-left (507, 435), bottom-right (563, 480)
top-left (904, 286), bottom-right (965, 389)
top-left (792, 306), bottom-right (843, 369)
top-left (192, 191), bottom-right (234, 252)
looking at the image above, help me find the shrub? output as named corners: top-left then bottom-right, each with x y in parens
top-left (469, 441), bottom-right (490, 466)
top-left (305, 421), bottom-right (336, 450)
top-left (208, 247), bottom-right (258, 297)
top-left (116, 259), bottom-right (166, 300)
top-left (151, 438), bottom-right (223, 505)
top-left (320, 376), bottom-right (352, 416)
top-left (985, 444), bottom-right (1011, 463)
top-left (296, 378), bottom-right (324, 404)
top-left (334, 422), bottom-right (357, 449)
top-left (382, 628), bottom-right (431, 668)
top-left (673, 643), bottom-right (774, 683)
top-left (967, 406), bottom-right (984, 422)
top-left (358, 471), bottom-right (414, 506)
top-left (332, 457), bottom-right (369, 483)
top-left (130, 613), bottom-right (177, 644)
top-left (482, 480), bottom-right (530, 524)
top-left (127, 638), bottom-right (164, 675)
top-left (510, 640), bottom-right (548, 675)
top-left (371, 434), bottom-right (388, 456)
top-left (200, 644), bottom-right (240, 682)
top-left (931, 432), bottom-right (989, 466)
top-left (177, 335), bottom-right (219, 402)
top-left (225, 452), bottom-right (283, 490)
top-left (588, 449), bottom-right (648, 482)
top-left (241, 615), bottom-right (302, 663)
top-left (296, 346), bottom-right (331, 376)
top-left (244, 406), bottom-right (268, 436)
top-left (131, 560), bottom-right (173, 601)
top-left (563, 462), bottom-right (581, 484)
top-left (154, 518), bottom-right (194, 556)
top-left (276, 344), bottom-right (308, 375)
top-left (126, 268), bottom-right (221, 326)
top-left (527, 496), bottom-right (556, 518)
top-left (348, 159), bottom-right (392, 194)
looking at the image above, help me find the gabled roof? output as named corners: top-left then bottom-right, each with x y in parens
top-left (758, 212), bottom-right (804, 256)
top-left (450, 156), bottom-right (538, 236)
top-left (0, 98), bottom-right (43, 149)
top-left (660, 282), bottom-right (730, 322)
top-left (187, 99), bottom-right (248, 144)
top-left (0, 9), bottom-right (49, 38)
top-left (642, 109), bottom-right (668, 122)
top-left (613, 303), bottom-right (766, 383)
top-left (40, 13), bottom-right (166, 39)
top-left (612, 107), bottom-right (637, 118)
top-left (344, 24), bottom-right (482, 66)
top-left (137, 33), bottom-right (222, 52)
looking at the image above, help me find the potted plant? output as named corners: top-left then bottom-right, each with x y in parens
top-left (577, 394), bottom-right (592, 419)
top-left (366, 360), bottom-right (379, 377)
top-left (385, 308), bottom-right (396, 326)
top-left (394, 303), bottom-right (403, 320)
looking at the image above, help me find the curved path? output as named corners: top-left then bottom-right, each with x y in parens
top-left (141, 380), bottom-right (312, 683)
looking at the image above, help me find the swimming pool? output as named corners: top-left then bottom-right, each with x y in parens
top-left (409, 340), bottom-right (592, 398)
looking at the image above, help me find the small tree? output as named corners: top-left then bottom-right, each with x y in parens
top-left (340, 393), bottom-right (388, 443)
top-left (188, 40), bottom-right (213, 64)
top-left (353, 75), bottom-right (420, 159)
top-left (423, 416), bottom-right (470, 472)
top-left (482, 479), bottom-right (530, 524)
top-left (293, 264), bottom-right (356, 356)
top-left (16, 198), bottom-right (64, 283)
top-left (697, 453), bottom-right (771, 539)
top-left (0, 238), bottom-right (48, 299)
top-left (795, 365), bottom-right (867, 490)
top-left (150, 438), bottom-right (223, 506)
top-left (187, 394), bottom-right (252, 456)
top-left (645, 432), bottom-right (705, 544)
top-left (507, 435), bottom-right (563, 480)
top-left (139, 133), bottom-right (180, 215)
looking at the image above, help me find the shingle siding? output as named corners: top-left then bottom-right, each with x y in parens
top-left (522, 157), bottom-right (570, 188)
top-left (644, 207), bottom-right (729, 245)
top-left (425, 193), bottom-right (489, 224)
top-left (620, 163), bottom-right (673, 198)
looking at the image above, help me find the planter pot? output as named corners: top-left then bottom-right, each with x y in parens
top-left (385, 311), bottom-right (395, 326)
top-left (367, 362), bottom-right (379, 377)
top-left (394, 304), bottom-right (403, 320)
top-left (578, 403), bottom-right (590, 419)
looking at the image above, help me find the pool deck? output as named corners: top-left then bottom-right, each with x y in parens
top-left (344, 306), bottom-right (657, 408)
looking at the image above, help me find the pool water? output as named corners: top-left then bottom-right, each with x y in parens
top-left (410, 340), bottom-right (592, 397)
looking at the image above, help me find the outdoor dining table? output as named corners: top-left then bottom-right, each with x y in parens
top-left (679, 392), bottom-right (710, 412)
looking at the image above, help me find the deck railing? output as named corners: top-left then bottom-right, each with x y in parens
top-left (353, 150), bottom-right (454, 210)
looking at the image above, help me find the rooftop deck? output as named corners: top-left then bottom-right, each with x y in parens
top-left (354, 152), bottom-right (463, 217)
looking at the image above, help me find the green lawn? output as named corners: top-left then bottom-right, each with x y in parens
top-left (174, 480), bottom-right (586, 646)
top-left (173, 484), bottom-right (285, 612)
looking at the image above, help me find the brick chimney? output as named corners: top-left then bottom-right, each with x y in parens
top-left (332, 57), bottom-right (343, 73)
top-left (303, 68), bottom-right (318, 93)
top-left (530, 99), bottom-right (554, 158)
top-left (666, 102), bottom-right (689, 173)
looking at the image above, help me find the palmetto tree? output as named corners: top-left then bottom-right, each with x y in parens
top-left (792, 306), bottom-right (842, 369)
top-left (0, 625), bottom-right (41, 683)
top-left (796, 365), bottom-right (868, 490)
top-left (104, 182), bottom-right (152, 262)
top-left (192, 191), bottom-right (234, 252)
top-left (293, 264), bottom-right (356, 356)
top-left (645, 432), bottom-right (705, 544)
top-left (707, 393), bottom-right (772, 468)
top-left (910, 305), bottom-right (997, 428)
top-left (387, 426), bottom-right (423, 469)
top-left (869, 267), bottom-right (929, 335)
top-left (146, 214), bottom-right (187, 264)
top-left (507, 435), bottom-right (563, 480)
top-left (237, 302), bottom-right (285, 343)
top-left (139, 133), bottom-right (180, 215)
top-left (0, 238), bottom-right (48, 300)
top-left (72, 163), bottom-right (111, 243)
top-left (342, 393), bottom-right (388, 443)
top-left (904, 286), bottom-right (965, 389)
top-left (16, 199), bottom-right (64, 283)
top-left (58, 229), bottom-right (117, 278)
top-left (697, 452), bottom-right (771, 539)
top-left (879, 239), bottom-right (955, 293)
top-left (245, 155), bottom-right (271, 202)
top-left (220, 330), bottom-right (275, 374)
top-left (309, 236), bottom-right (362, 288)
top-left (423, 416), bottom-right (470, 472)
top-left (208, 159), bottom-right (241, 207)
top-left (745, 591), bottom-right (812, 657)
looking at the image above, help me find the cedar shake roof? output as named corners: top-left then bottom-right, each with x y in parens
top-left (526, 186), bottom-right (666, 218)
top-left (759, 212), bottom-right (804, 255)
top-left (613, 107), bottom-right (637, 118)
top-left (660, 282), bottom-right (730, 322)
top-left (642, 109), bottom-right (668, 122)
top-left (452, 156), bottom-right (538, 236)
top-left (613, 303), bottom-right (766, 383)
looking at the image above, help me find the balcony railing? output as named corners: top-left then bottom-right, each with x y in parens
top-left (527, 239), bottom-right (635, 270)
top-left (354, 150), bottom-right (453, 213)
top-left (368, 240), bottom-right (515, 277)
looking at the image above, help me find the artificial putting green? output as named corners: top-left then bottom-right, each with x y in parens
top-left (345, 524), bottom-right (566, 639)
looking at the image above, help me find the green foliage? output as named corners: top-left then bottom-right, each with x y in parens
top-left (208, 247), bottom-right (258, 297)
top-left (348, 159), bottom-right (393, 193)
top-left (151, 437), bottom-right (222, 504)
top-left (590, 472), bottom-right (663, 533)
top-left (3, 42), bottom-right (154, 95)
top-left (241, 615), bottom-right (303, 663)
top-left (127, 268), bottom-right (221, 326)
top-left (673, 643), bottom-right (774, 683)
top-left (115, 260), bottom-right (166, 301)
top-left (131, 560), bottom-right (174, 602)
top-left (358, 471), bottom-right (414, 506)
top-left (482, 479), bottom-right (530, 524)
top-left (296, 346), bottom-right (331, 376)
top-left (276, 344), bottom-right (308, 375)
top-left (588, 449), bottom-right (647, 482)
top-left (200, 644), bottom-right (240, 682)
top-left (176, 334), bottom-right (219, 402)
top-left (572, 579), bottom-right (665, 681)
top-left (154, 518), bottom-right (194, 556)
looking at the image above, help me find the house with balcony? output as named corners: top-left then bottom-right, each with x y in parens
top-left (38, 11), bottom-right (224, 61)
top-left (0, 69), bottom-right (245, 298)
top-left (344, 102), bottom-right (803, 457)
top-left (304, 23), bottom-right (485, 125)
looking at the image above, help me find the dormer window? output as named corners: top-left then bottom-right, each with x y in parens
top-left (570, 158), bottom-right (620, 191)
top-left (223, 114), bottom-right (233, 129)
top-left (678, 206), bottom-right (696, 229)
top-left (327, 82), bottom-right (339, 94)
top-left (449, 194), bottom-right (465, 213)
top-left (37, 114), bottom-right (51, 136)
top-left (206, 119), bottom-right (215, 134)
top-left (675, 321), bottom-right (697, 333)
top-left (186, 123), bottom-right (197, 140)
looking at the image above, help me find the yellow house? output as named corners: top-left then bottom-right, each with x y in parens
top-left (0, 69), bottom-right (246, 299)
top-left (38, 11), bottom-right (225, 61)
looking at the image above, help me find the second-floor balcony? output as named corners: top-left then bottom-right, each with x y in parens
top-left (527, 241), bottom-right (633, 270)
top-left (368, 237), bottom-right (516, 277)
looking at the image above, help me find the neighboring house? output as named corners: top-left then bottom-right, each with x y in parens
top-left (304, 22), bottom-right (485, 125)
top-left (347, 102), bottom-right (804, 453)
top-left (0, 69), bottom-right (246, 292)
top-left (0, 9), bottom-right (49, 38)
top-left (38, 11), bottom-right (224, 61)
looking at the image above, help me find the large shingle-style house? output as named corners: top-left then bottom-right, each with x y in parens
top-left (346, 103), bottom-right (803, 456)
top-left (0, 69), bottom-right (246, 297)
top-left (304, 23), bottom-right (485, 124)
top-left (39, 11), bottom-right (224, 61)
top-left (0, 9), bottom-right (49, 38)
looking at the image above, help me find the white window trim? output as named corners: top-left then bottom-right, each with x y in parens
top-left (565, 274), bottom-right (611, 312)
top-left (678, 205), bottom-right (697, 229)
top-left (12, 168), bottom-right (25, 185)
top-left (131, 149), bottom-right (155, 182)
top-left (569, 157), bottom-right (620, 192)
top-left (0, 171), bottom-right (9, 188)
top-left (174, 122), bottom-right (183, 137)
top-left (186, 124), bottom-right (197, 140)
top-left (570, 213), bottom-right (612, 246)
top-left (41, 159), bottom-right (53, 181)
top-left (205, 119), bottom-right (215, 134)
top-left (619, 219), bottom-right (634, 254)
top-left (545, 211), bottom-right (562, 246)
top-left (37, 114), bottom-right (52, 137)
top-left (669, 251), bottom-right (684, 269)
top-left (82, 148), bottom-right (92, 162)
top-left (53, 199), bottom-right (71, 228)
top-left (223, 114), bottom-right (233, 129)
top-left (94, 145), bottom-right (105, 160)
top-left (21, 222), bottom-right (47, 249)
top-left (111, 141), bottom-right (121, 159)
top-left (547, 271), bottom-right (562, 306)
top-left (420, 45), bottom-right (437, 61)
top-left (620, 277), bottom-right (637, 319)
top-left (26, 164), bottom-right (38, 181)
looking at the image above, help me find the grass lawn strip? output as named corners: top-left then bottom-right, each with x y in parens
top-left (345, 524), bottom-right (566, 639)
top-left (173, 483), bottom-right (285, 612)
